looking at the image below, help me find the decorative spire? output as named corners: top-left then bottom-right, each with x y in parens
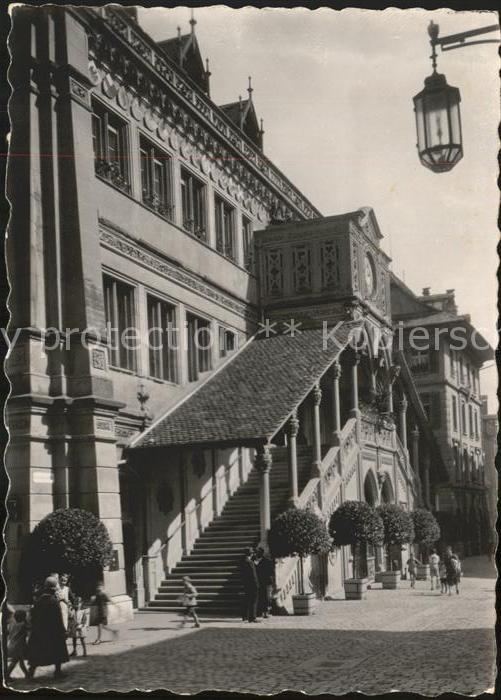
top-left (177, 26), bottom-right (183, 66)
top-left (190, 8), bottom-right (197, 35)
top-left (247, 75), bottom-right (253, 101)
top-left (205, 57), bottom-right (211, 97)
top-left (259, 118), bottom-right (265, 150)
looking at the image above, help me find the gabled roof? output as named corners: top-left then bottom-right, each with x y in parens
top-left (132, 321), bottom-right (360, 450)
top-left (158, 33), bottom-right (207, 93)
top-left (220, 98), bottom-right (262, 148)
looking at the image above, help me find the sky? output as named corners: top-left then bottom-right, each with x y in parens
top-left (137, 6), bottom-right (499, 411)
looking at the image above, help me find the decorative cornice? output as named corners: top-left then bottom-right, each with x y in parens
top-left (98, 220), bottom-right (258, 323)
top-left (85, 7), bottom-right (321, 223)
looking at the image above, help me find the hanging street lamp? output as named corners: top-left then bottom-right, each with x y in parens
top-left (413, 20), bottom-right (499, 174)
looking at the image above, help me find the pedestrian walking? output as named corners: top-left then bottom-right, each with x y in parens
top-left (445, 550), bottom-right (461, 595)
top-left (439, 561), bottom-right (448, 594)
top-left (68, 597), bottom-right (88, 657)
top-left (239, 547), bottom-right (259, 623)
top-left (57, 573), bottom-right (72, 633)
top-left (254, 546), bottom-right (274, 618)
top-left (178, 576), bottom-right (201, 628)
top-left (91, 582), bottom-right (118, 644)
top-left (428, 549), bottom-right (440, 591)
top-left (406, 552), bottom-right (420, 589)
top-left (26, 576), bottom-right (69, 679)
top-left (6, 610), bottom-right (29, 679)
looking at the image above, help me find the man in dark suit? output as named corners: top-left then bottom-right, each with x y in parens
top-left (255, 546), bottom-right (274, 618)
top-left (239, 547), bottom-right (259, 622)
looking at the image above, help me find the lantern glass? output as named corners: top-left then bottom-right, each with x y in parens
top-left (413, 72), bottom-right (463, 173)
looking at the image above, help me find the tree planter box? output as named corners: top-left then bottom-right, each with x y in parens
top-left (416, 564), bottom-right (430, 581)
top-left (344, 578), bottom-right (369, 600)
top-left (380, 570), bottom-right (401, 590)
top-left (292, 592), bottom-right (316, 615)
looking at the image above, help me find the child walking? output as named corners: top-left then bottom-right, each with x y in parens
top-left (406, 552), bottom-right (420, 589)
top-left (92, 582), bottom-right (118, 644)
top-left (6, 610), bottom-right (29, 679)
top-left (68, 597), bottom-right (88, 657)
top-left (179, 577), bottom-right (201, 629)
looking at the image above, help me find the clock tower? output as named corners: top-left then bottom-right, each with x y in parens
top-left (255, 206), bottom-right (392, 338)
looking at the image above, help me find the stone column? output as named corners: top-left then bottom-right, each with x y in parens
top-left (398, 396), bottom-right (408, 450)
top-left (332, 361), bottom-right (342, 443)
top-left (288, 412), bottom-right (299, 506)
top-left (255, 445), bottom-right (273, 546)
top-left (410, 425), bottom-right (419, 471)
top-left (349, 352), bottom-right (360, 417)
top-left (312, 384), bottom-right (323, 475)
top-left (422, 451), bottom-right (431, 509)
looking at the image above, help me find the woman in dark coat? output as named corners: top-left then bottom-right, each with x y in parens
top-left (27, 577), bottom-right (69, 679)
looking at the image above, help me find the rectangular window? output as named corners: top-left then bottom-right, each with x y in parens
top-left (461, 401), bottom-right (467, 435)
top-left (242, 216), bottom-right (253, 272)
top-left (474, 408), bottom-right (479, 440)
top-left (140, 137), bottom-right (173, 220)
top-left (147, 295), bottom-right (177, 382)
top-left (459, 356), bottom-right (464, 384)
top-left (409, 349), bottom-right (438, 375)
top-left (452, 395), bottom-right (458, 432)
top-left (103, 275), bottom-right (136, 371)
top-left (219, 327), bottom-right (237, 358)
top-left (92, 101), bottom-right (130, 192)
top-left (420, 392), bottom-right (441, 428)
top-left (186, 313), bottom-right (212, 382)
top-left (181, 168), bottom-right (206, 240)
top-left (468, 404), bottom-right (474, 437)
top-left (215, 195), bottom-right (235, 260)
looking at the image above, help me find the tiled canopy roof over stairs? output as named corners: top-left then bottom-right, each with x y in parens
top-left (132, 320), bottom-right (361, 450)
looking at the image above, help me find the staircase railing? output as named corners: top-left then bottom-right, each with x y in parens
top-left (275, 417), bottom-right (360, 606)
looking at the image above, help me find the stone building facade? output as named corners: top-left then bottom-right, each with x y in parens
top-left (391, 277), bottom-right (493, 557)
top-left (4, 6), bottom-right (492, 616)
top-left (480, 396), bottom-right (498, 536)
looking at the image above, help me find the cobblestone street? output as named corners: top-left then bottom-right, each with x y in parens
top-left (8, 556), bottom-right (496, 695)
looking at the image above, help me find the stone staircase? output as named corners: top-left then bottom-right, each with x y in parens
top-left (144, 445), bottom-right (313, 615)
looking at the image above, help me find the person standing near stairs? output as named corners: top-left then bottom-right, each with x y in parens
top-left (240, 547), bottom-right (259, 623)
top-left (255, 547), bottom-right (274, 619)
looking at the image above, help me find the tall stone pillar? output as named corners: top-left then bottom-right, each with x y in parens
top-left (398, 396), bottom-right (408, 450)
top-left (255, 445), bottom-right (273, 547)
top-left (422, 451), bottom-right (431, 509)
top-left (348, 352), bottom-right (360, 417)
top-left (410, 425), bottom-right (419, 471)
top-left (312, 384), bottom-right (323, 475)
top-left (287, 412), bottom-right (299, 507)
top-left (332, 361), bottom-right (342, 443)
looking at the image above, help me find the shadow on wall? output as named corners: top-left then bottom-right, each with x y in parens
top-left (8, 627), bottom-right (495, 695)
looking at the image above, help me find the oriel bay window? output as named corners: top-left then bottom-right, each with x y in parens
top-left (140, 137), bottom-right (174, 220)
top-left (92, 100), bottom-right (130, 192)
top-left (215, 195), bottom-right (235, 260)
top-left (181, 168), bottom-right (206, 240)
top-left (103, 275), bottom-right (137, 371)
top-left (147, 295), bottom-right (178, 383)
top-left (186, 313), bottom-right (212, 382)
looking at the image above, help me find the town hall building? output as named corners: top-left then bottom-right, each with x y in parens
top-left (5, 6), bottom-right (493, 619)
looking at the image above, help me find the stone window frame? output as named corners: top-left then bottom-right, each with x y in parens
top-left (103, 272), bottom-right (138, 372)
top-left (146, 293), bottom-right (179, 384)
top-left (92, 97), bottom-right (131, 194)
top-left (214, 192), bottom-right (236, 262)
top-left (139, 133), bottom-right (175, 222)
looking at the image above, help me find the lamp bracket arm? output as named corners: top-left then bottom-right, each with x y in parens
top-left (432, 24), bottom-right (500, 49)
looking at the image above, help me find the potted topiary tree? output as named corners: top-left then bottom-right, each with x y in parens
top-left (22, 508), bottom-right (114, 598)
top-left (268, 507), bottom-right (332, 615)
top-left (329, 501), bottom-right (384, 600)
top-left (376, 504), bottom-right (415, 589)
top-left (412, 508), bottom-right (441, 580)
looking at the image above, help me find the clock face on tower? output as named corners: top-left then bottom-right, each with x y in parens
top-left (364, 253), bottom-right (376, 298)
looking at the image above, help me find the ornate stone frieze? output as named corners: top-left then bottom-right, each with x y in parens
top-left (87, 8), bottom-right (320, 223)
top-left (99, 223), bottom-right (258, 323)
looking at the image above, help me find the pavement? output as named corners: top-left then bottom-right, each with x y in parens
top-left (6, 556), bottom-right (496, 695)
